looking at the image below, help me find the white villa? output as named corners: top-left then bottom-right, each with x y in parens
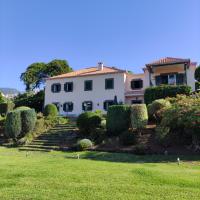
top-left (44, 57), bottom-right (197, 116)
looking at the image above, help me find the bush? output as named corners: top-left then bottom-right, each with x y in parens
top-left (156, 96), bottom-right (200, 146)
top-left (131, 104), bottom-right (148, 130)
top-left (77, 139), bottom-right (93, 150)
top-left (0, 102), bottom-right (15, 115)
top-left (147, 99), bottom-right (171, 122)
top-left (5, 111), bottom-right (22, 139)
top-left (21, 109), bottom-right (37, 135)
top-left (15, 106), bottom-right (31, 111)
top-left (90, 128), bottom-right (106, 145)
top-left (107, 105), bottom-right (130, 136)
top-left (44, 104), bottom-right (58, 117)
top-left (119, 130), bottom-right (136, 146)
top-left (77, 112), bottom-right (102, 135)
top-left (144, 85), bottom-right (192, 104)
top-left (14, 90), bottom-right (44, 112)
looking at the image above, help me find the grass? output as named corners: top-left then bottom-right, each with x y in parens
top-left (0, 147), bottom-right (199, 199)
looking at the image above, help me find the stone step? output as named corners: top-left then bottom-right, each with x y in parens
top-left (23, 144), bottom-right (60, 150)
top-left (18, 147), bottom-right (51, 152)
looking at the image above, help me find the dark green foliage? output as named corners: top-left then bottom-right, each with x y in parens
top-left (119, 130), bottom-right (136, 146)
top-left (131, 104), bottom-right (148, 129)
top-left (195, 65), bottom-right (200, 82)
top-left (21, 109), bottom-right (37, 134)
top-left (147, 99), bottom-right (171, 122)
top-left (144, 85), bottom-right (192, 104)
top-left (44, 104), bottom-right (58, 117)
top-left (0, 93), bottom-right (5, 103)
top-left (77, 112), bottom-right (102, 135)
top-left (5, 111), bottom-right (22, 139)
top-left (195, 82), bottom-right (200, 91)
top-left (0, 102), bottom-right (15, 115)
top-left (106, 105), bottom-right (131, 136)
top-left (14, 90), bottom-right (44, 112)
top-left (90, 128), bottom-right (106, 145)
top-left (20, 59), bottom-right (73, 91)
top-left (77, 139), bottom-right (93, 150)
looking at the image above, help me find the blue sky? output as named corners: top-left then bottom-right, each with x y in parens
top-left (0, 0), bottom-right (200, 91)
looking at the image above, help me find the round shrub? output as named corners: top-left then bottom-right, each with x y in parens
top-left (147, 99), bottom-right (171, 122)
top-left (21, 109), bottom-right (37, 134)
top-left (90, 128), bottom-right (106, 144)
top-left (131, 104), bottom-right (148, 130)
top-left (119, 130), bottom-right (136, 146)
top-left (107, 105), bottom-right (131, 136)
top-left (5, 111), bottom-right (22, 139)
top-left (15, 106), bottom-right (31, 111)
top-left (77, 112), bottom-right (102, 135)
top-left (44, 104), bottom-right (58, 117)
top-left (77, 139), bottom-right (93, 150)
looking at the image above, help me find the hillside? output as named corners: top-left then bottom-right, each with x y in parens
top-left (0, 88), bottom-right (20, 95)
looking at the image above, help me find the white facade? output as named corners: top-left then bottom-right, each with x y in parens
top-left (45, 72), bottom-right (126, 116)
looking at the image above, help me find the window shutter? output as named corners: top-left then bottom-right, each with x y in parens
top-left (176, 74), bottom-right (184, 85)
top-left (155, 76), bottom-right (161, 86)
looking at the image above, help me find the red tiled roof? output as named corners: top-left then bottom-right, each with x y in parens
top-left (146, 57), bottom-right (190, 66)
top-left (47, 66), bottom-right (125, 80)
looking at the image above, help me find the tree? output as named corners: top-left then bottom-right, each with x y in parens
top-left (20, 59), bottom-right (72, 91)
top-left (0, 92), bottom-right (5, 103)
top-left (195, 65), bottom-right (200, 82)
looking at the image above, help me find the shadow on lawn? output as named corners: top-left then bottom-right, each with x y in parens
top-left (78, 151), bottom-right (200, 163)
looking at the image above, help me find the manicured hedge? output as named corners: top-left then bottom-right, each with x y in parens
top-left (144, 85), bottom-right (192, 104)
top-left (131, 104), bottom-right (148, 130)
top-left (5, 111), bottom-right (22, 139)
top-left (77, 111), bottom-right (102, 135)
top-left (77, 139), bottom-right (93, 150)
top-left (0, 102), bottom-right (15, 115)
top-left (21, 109), bottom-right (37, 134)
top-left (44, 104), bottom-right (58, 117)
top-left (147, 99), bottom-right (171, 122)
top-left (107, 105), bottom-right (130, 136)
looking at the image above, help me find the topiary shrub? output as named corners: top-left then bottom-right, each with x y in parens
top-left (15, 106), bottom-right (31, 111)
top-left (119, 130), bottom-right (136, 146)
top-left (144, 85), bottom-right (192, 105)
top-left (147, 99), bottom-right (171, 122)
top-left (44, 104), bottom-right (58, 117)
top-left (5, 111), bottom-right (22, 139)
top-left (0, 102), bottom-right (15, 115)
top-left (90, 128), bottom-right (106, 145)
top-left (77, 139), bottom-right (93, 151)
top-left (107, 105), bottom-right (131, 136)
top-left (21, 109), bottom-right (37, 135)
top-left (77, 112), bottom-right (102, 135)
top-left (131, 104), bottom-right (148, 135)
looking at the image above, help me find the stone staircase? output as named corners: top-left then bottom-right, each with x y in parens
top-left (18, 123), bottom-right (78, 152)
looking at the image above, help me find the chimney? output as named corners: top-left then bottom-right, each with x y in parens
top-left (98, 62), bottom-right (104, 71)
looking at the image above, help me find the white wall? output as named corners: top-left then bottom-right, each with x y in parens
top-left (45, 73), bottom-right (125, 116)
top-left (187, 64), bottom-right (196, 91)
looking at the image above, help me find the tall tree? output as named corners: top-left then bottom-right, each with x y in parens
top-left (20, 59), bottom-right (72, 91)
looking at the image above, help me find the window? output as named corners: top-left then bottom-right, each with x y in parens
top-left (131, 79), bottom-right (143, 89)
top-left (176, 74), bottom-right (185, 85)
top-left (63, 102), bottom-right (73, 112)
top-left (105, 78), bottom-right (114, 89)
top-left (84, 80), bottom-right (93, 91)
top-left (131, 100), bottom-right (142, 104)
top-left (53, 102), bottom-right (60, 111)
top-left (103, 100), bottom-right (114, 111)
top-left (82, 101), bottom-right (93, 111)
top-left (64, 82), bottom-right (73, 92)
top-left (155, 73), bottom-right (185, 86)
top-left (51, 83), bottom-right (61, 93)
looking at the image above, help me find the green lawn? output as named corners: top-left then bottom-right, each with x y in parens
top-left (0, 147), bottom-right (200, 200)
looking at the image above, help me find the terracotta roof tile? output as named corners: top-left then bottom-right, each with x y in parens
top-left (48, 66), bottom-right (125, 80)
top-left (146, 57), bottom-right (190, 66)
